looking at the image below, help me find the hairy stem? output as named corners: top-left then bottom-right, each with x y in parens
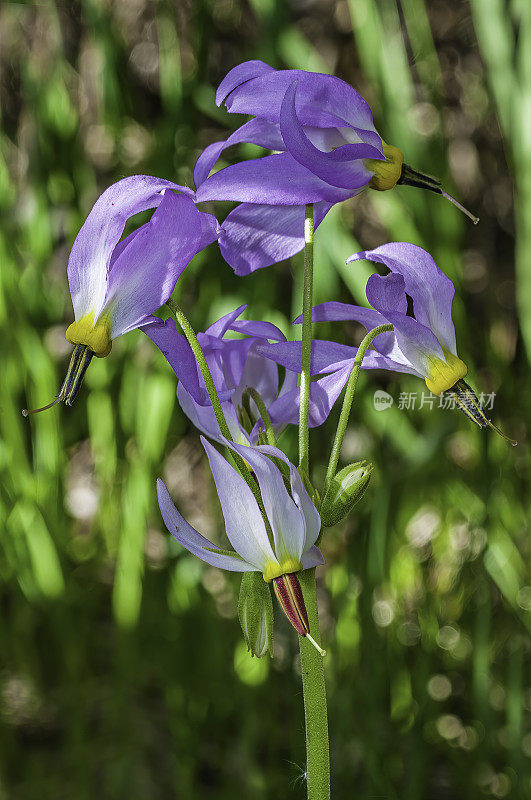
top-left (298, 204), bottom-right (314, 476)
top-left (324, 323), bottom-right (393, 493)
top-left (166, 300), bottom-right (265, 503)
top-left (298, 568), bottom-right (330, 800)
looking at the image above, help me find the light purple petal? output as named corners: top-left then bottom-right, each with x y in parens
top-left (301, 545), bottom-right (325, 569)
top-left (176, 383), bottom-right (248, 444)
top-left (157, 479), bottom-right (255, 572)
top-left (348, 242), bottom-right (457, 354)
top-left (201, 437), bottom-right (279, 572)
top-left (266, 365), bottom-right (352, 430)
top-left (226, 440), bottom-right (321, 552)
top-left (365, 272), bottom-right (444, 376)
top-left (279, 81), bottom-right (381, 190)
top-left (216, 60), bottom-right (276, 107)
top-left (257, 339), bottom-right (423, 377)
top-left (196, 152), bottom-right (352, 205)
top-left (293, 299), bottom-right (408, 363)
top-left (102, 191), bottom-right (202, 338)
top-left (217, 199), bottom-right (335, 275)
top-left (68, 175), bottom-right (193, 322)
top-left (194, 118), bottom-right (285, 188)
top-left (221, 440), bottom-right (308, 563)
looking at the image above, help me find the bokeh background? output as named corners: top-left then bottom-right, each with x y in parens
top-left (1, 0), bottom-right (530, 798)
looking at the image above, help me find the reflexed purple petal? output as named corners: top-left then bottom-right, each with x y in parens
top-left (103, 192), bottom-right (202, 338)
top-left (219, 66), bottom-right (381, 139)
top-left (143, 318), bottom-right (204, 404)
top-left (201, 437), bottom-right (279, 572)
top-left (294, 299), bottom-right (406, 362)
top-left (293, 300), bottom-right (388, 326)
top-left (257, 339), bottom-right (355, 374)
top-left (228, 319), bottom-right (286, 342)
top-left (196, 152), bottom-right (352, 205)
top-left (176, 383), bottom-right (248, 444)
top-left (221, 439), bottom-right (307, 564)
top-left (198, 211), bottom-right (220, 250)
top-left (267, 365), bottom-right (352, 430)
top-left (348, 242), bottom-right (458, 354)
top-left (280, 81), bottom-right (381, 190)
top-left (68, 175), bottom-right (193, 322)
top-left (216, 60), bottom-right (276, 107)
top-left (301, 545), bottom-right (325, 569)
top-left (257, 339), bottom-right (423, 377)
top-left (365, 272), bottom-right (444, 375)
top-left (194, 118), bottom-right (285, 187)
top-left (204, 304), bottom-right (247, 337)
top-left (365, 272), bottom-right (408, 315)
top-left (217, 199), bottom-right (335, 275)
top-left (157, 479), bottom-right (255, 572)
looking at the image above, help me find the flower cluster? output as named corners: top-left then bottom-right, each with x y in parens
top-left (26, 61), bottom-right (513, 655)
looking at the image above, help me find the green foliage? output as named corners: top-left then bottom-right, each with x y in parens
top-left (0, 1), bottom-right (529, 798)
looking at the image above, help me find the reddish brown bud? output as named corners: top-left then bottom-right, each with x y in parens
top-left (272, 573), bottom-right (326, 655)
top-left (272, 573), bottom-right (309, 636)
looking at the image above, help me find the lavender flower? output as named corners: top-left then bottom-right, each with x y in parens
top-left (158, 436), bottom-right (325, 651)
top-left (195, 61), bottom-right (477, 275)
top-left (146, 305), bottom-right (349, 444)
top-left (24, 176), bottom-right (218, 415)
top-left (258, 242), bottom-right (513, 438)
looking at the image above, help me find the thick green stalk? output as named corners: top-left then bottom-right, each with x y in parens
top-left (298, 204), bottom-right (315, 476)
top-left (324, 323), bottom-right (393, 493)
top-left (298, 568), bottom-right (330, 800)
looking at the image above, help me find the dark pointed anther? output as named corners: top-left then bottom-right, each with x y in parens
top-left (22, 344), bottom-right (93, 417)
top-left (445, 378), bottom-right (517, 445)
top-left (397, 164), bottom-right (479, 224)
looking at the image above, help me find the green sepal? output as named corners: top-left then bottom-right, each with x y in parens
top-left (320, 461), bottom-right (373, 527)
top-left (238, 572), bottom-right (274, 658)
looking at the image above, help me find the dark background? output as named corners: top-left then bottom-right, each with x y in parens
top-left (0, 0), bottom-right (529, 798)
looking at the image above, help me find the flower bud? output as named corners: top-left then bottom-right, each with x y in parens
top-left (320, 461), bottom-right (373, 527)
top-left (238, 572), bottom-right (274, 658)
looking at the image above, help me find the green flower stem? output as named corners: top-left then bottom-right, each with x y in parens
top-left (298, 568), bottom-right (330, 800)
top-left (166, 299), bottom-right (235, 439)
top-left (324, 323), bottom-right (393, 494)
top-left (166, 299), bottom-right (263, 501)
top-left (241, 387), bottom-right (276, 445)
top-left (298, 204), bottom-right (314, 476)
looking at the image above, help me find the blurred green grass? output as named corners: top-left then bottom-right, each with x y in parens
top-left (0, 1), bottom-right (530, 798)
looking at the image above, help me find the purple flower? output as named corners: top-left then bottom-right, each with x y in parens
top-left (157, 436), bottom-right (324, 582)
top-left (194, 61), bottom-right (477, 275)
top-left (145, 305), bottom-right (350, 443)
top-left (65, 176), bottom-right (217, 356)
top-left (25, 176), bottom-right (218, 415)
top-left (194, 60), bottom-right (397, 275)
top-left (258, 242), bottom-right (468, 396)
